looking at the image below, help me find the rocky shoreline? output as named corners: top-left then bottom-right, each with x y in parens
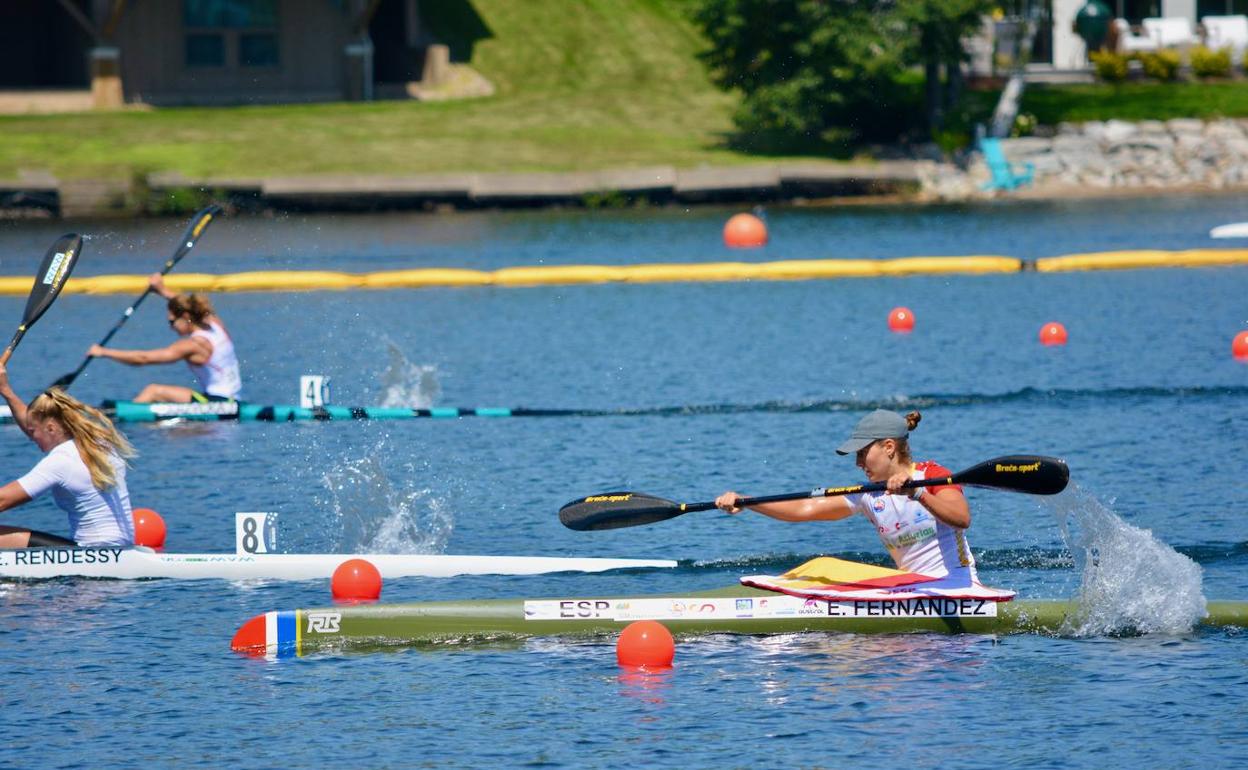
top-left (924, 118), bottom-right (1248, 201)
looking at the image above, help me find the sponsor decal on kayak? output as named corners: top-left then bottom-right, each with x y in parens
top-left (1, 547), bottom-right (126, 567)
top-left (306, 611), bottom-right (342, 633)
top-left (523, 595), bottom-right (998, 622)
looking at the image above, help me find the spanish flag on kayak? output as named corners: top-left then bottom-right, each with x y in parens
top-left (741, 556), bottom-right (1016, 602)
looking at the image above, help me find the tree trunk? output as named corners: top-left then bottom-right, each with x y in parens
top-left (924, 55), bottom-right (942, 137)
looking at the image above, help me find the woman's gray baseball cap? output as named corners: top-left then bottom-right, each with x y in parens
top-left (836, 409), bottom-right (910, 455)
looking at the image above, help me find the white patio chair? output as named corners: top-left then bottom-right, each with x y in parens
top-left (1114, 18), bottom-right (1158, 53)
top-left (1142, 16), bottom-right (1199, 48)
top-left (1203, 15), bottom-right (1248, 57)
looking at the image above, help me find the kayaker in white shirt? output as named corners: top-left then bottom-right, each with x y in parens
top-left (715, 409), bottom-right (979, 580)
top-left (88, 274), bottom-right (242, 403)
top-left (0, 362), bottom-right (136, 548)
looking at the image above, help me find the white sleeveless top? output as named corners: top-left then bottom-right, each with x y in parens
top-left (188, 321), bottom-right (242, 399)
top-left (17, 440), bottom-right (134, 547)
top-left (844, 461), bottom-right (977, 580)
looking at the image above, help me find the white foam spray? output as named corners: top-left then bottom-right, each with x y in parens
top-left (319, 447), bottom-right (454, 554)
top-left (378, 340), bottom-right (440, 408)
top-left (1047, 486), bottom-right (1206, 635)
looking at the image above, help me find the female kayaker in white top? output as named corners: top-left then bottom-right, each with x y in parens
top-left (87, 274), bottom-right (242, 403)
top-left (715, 409), bottom-right (978, 580)
top-left (0, 362), bottom-right (136, 548)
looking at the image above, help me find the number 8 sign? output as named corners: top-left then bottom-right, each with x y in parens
top-left (235, 512), bottom-right (278, 554)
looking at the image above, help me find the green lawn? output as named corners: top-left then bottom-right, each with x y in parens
top-left (0, 0), bottom-right (784, 181)
top-left (1021, 81), bottom-right (1248, 124)
top-left (7, 1), bottom-right (1248, 183)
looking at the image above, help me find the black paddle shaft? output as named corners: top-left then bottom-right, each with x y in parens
top-left (0, 233), bottom-right (83, 366)
top-left (559, 455), bottom-right (1069, 531)
top-left (50, 204), bottom-right (222, 390)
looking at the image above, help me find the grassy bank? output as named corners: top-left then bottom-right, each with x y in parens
top-left (0, 0), bottom-right (780, 181)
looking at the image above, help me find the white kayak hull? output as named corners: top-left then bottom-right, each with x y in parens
top-left (1210, 222), bottom-right (1248, 238)
top-left (0, 546), bottom-right (676, 581)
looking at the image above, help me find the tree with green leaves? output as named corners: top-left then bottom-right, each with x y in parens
top-left (691, 0), bottom-right (993, 149)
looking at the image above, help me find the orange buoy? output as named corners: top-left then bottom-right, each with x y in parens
top-left (616, 620), bottom-right (675, 668)
top-left (722, 213), bottom-right (768, 248)
top-left (1039, 321), bottom-right (1068, 346)
top-left (132, 508), bottom-right (166, 549)
top-left (887, 306), bottom-right (915, 333)
top-left (1233, 330), bottom-right (1248, 360)
top-left (331, 558), bottom-right (382, 602)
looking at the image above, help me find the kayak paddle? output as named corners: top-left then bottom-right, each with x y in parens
top-left (49, 203), bottom-right (223, 390)
top-left (559, 454), bottom-right (1070, 531)
top-left (0, 233), bottom-right (84, 366)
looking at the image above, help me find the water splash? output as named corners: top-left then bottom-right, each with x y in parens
top-left (1047, 486), bottom-right (1205, 635)
top-left (319, 447), bottom-right (453, 554)
top-left (378, 340), bottom-right (440, 408)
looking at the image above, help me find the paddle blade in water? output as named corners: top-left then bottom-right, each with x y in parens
top-left (559, 492), bottom-right (685, 531)
top-left (952, 455), bottom-right (1069, 495)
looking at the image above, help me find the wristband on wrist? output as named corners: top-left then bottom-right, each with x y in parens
top-left (910, 486), bottom-right (924, 501)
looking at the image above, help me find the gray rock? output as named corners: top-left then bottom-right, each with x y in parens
top-left (1206, 120), bottom-right (1245, 139)
top-left (1167, 118), bottom-right (1206, 135)
top-left (998, 137), bottom-right (1053, 157)
top-left (1102, 120), bottom-right (1139, 143)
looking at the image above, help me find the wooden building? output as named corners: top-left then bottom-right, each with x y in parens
top-left (0, 0), bottom-right (473, 108)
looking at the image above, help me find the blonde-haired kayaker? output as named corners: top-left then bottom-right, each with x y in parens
top-left (715, 409), bottom-right (978, 580)
top-left (0, 361), bottom-right (136, 548)
top-left (88, 273), bottom-right (242, 403)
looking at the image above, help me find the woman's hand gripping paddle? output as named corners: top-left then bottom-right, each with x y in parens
top-left (559, 455), bottom-right (1070, 531)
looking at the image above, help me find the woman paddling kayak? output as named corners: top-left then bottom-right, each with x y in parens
top-left (0, 362), bottom-right (136, 548)
top-left (716, 409), bottom-right (978, 581)
top-left (87, 274), bottom-right (242, 403)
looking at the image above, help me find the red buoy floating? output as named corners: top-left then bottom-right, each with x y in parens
top-left (1233, 330), bottom-right (1248, 360)
top-left (132, 507), bottom-right (166, 549)
top-left (887, 306), bottom-right (915, 333)
top-left (722, 213), bottom-right (768, 248)
top-left (1039, 321), bottom-right (1068, 346)
top-left (331, 558), bottom-right (382, 603)
top-left (616, 620), bottom-right (675, 668)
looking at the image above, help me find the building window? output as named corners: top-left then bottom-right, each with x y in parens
top-left (1198, 0), bottom-right (1248, 17)
top-left (186, 34), bottom-right (225, 67)
top-left (184, 0), bottom-right (279, 69)
top-left (239, 33), bottom-right (279, 66)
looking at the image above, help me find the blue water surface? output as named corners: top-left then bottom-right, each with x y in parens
top-left (1, 196), bottom-right (1246, 769)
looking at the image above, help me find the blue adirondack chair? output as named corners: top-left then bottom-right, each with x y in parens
top-left (979, 137), bottom-right (1035, 191)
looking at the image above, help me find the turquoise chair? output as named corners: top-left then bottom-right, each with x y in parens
top-left (979, 137), bottom-right (1035, 191)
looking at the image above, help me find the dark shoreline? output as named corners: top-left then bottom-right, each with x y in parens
top-left (2, 162), bottom-right (926, 219)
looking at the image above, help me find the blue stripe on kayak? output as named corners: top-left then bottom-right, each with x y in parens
top-left (275, 610), bottom-right (299, 658)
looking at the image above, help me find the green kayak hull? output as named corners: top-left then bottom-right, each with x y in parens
top-left (232, 585), bottom-right (1248, 657)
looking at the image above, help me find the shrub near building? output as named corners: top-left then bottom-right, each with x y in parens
top-left (1139, 50), bottom-right (1183, 81)
top-left (1089, 50), bottom-right (1129, 82)
top-left (1190, 46), bottom-right (1233, 78)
